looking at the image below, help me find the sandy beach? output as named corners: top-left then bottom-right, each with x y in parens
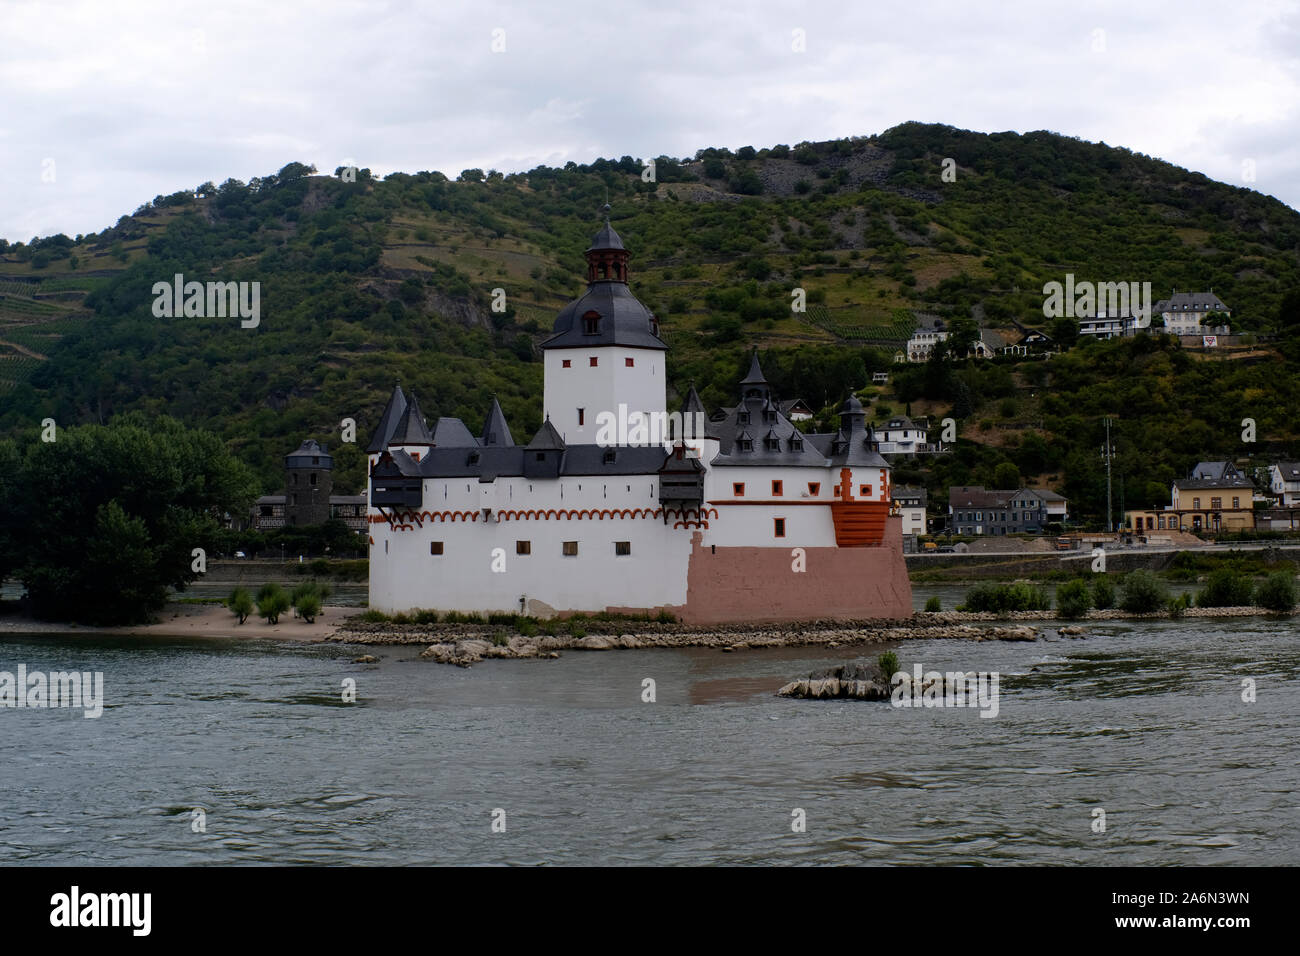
top-left (0, 602), bottom-right (348, 642)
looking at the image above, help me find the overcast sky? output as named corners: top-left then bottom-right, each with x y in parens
top-left (2, 0), bottom-right (1297, 242)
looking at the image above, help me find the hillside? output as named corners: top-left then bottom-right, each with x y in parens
top-left (2, 123), bottom-right (1299, 520)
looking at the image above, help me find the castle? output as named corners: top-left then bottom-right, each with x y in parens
top-left (365, 217), bottom-right (912, 624)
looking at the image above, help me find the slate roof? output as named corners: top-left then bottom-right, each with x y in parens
top-left (480, 397), bottom-right (515, 447)
top-left (1174, 476), bottom-right (1253, 491)
top-left (431, 417), bottom-right (477, 447)
top-left (1273, 462), bottom-right (1300, 481)
top-left (526, 418), bottom-right (566, 450)
top-left (366, 385), bottom-right (408, 453)
top-left (389, 392), bottom-right (433, 446)
top-left (285, 439), bottom-right (332, 469)
top-left (1190, 461), bottom-right (1241, 480)
top-left (1154, 291), bottom-right (1230, 314)
top-left (892, 485), bottom-right (928, 506)
top-left (540, 220), bottom-right (667, 351)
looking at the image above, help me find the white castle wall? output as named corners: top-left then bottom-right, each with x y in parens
top-left (542, 346), bottom-right (666, 444)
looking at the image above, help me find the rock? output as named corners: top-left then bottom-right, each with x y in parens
top-left (576, 635), bottom-right (612, 650)
top-left (1057, 626), bottom-right (1087, 638)
top-left (989, 625), bottom-right (1038, 641)
top-left (419, 643), bottom-right (456, 662)
top-left (352, 655), bottom-right (378, 664)
top-left (545, 651), bottom-right (560, 659)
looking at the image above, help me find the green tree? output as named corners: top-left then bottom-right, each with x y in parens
top-left (1055, 578), bottom-right (1092, 619)
top-left (257, 583), bottom-right (290, 624)
top-left (1119, 570), bottom-right (1168, 613)
top-left (1195, 569), bottom-right (1254, 608)
top-left (1256, 572), bottom-right (1297, 612)
top-left (11, 416), bottom-right (258, 624)
top-left (993, 462), bottom-right (1021, 489)
top-left (946, 316), bottom-right (979, 358)
top-left (228, 587), bottom-right (254, 624)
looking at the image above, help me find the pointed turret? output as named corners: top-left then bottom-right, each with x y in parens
top-left (481, 397), bottom-right (515, 447)
top-left (389, 391), bottom-right (433, 447)
top-left (739, 350), bottom-right (771, 402)
top-left (526, 417), bottom-right (566, 451)
top-left (366, 384), bottom-right (407, 453)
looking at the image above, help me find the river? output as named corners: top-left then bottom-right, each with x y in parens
top-left (1, 609), bottom-right (1296, 865)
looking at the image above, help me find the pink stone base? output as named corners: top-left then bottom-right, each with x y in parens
top-left (678, 519), bottom-right (913, 625)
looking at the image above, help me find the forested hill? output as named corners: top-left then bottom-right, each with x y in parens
top-left (1, 122), bottom-right (1299, 521)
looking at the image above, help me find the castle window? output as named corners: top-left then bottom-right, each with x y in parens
top-left (562, 541), bottom-right (578, 556)
top-left (310, 474), bottom-right (317, 485)
top-left (772, 480), bottom-right (783, 496)
top-left (431, 541), bottom-right (444, 555)
top-left (774, 517), bottom-right (786, 538)
top-left (790, 437), bottom-right (803, 451)
top-left (583, 311), bottom-right (601, 334)
top-left (536, 452), bottom-right (545, 462)
top-left (578, 408), bottom-right (585, 426)
top-left (807, 482), bottom-right (820, 496)
top-left (625, 357), bottom-right (634, 367)
top-left (468, 452), bottom-right (480, 465)
top-left (562, 359), bottom-right (571, 368)
top-left (737, 412), bottom-right (749, 424)
top-left (733, 482), bottom-right (745, 496)
top-left (603, 450), bottom-right (616, 464)
top-left (516, 541), bottom-right (531, 555)
top-left (589, 357), bottom-right (598, 367)
top-left (764, 436), bottom-right (780, 451)
top-left (738, 438), bottom-right (753, 452)
top-left (615, 541), bottom-right (631, 556)
top-left (860, 484), bottom-right (872, 497)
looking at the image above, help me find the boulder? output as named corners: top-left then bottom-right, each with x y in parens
top-left (351, 655), bottom-right (378, 664)
top-left (576, 635), bottom-right (613, 650)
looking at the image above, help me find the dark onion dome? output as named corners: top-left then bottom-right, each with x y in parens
top-left (286, 439), bottom-right (333, 469)
top-left (541, 218), bottom-right (667, 351)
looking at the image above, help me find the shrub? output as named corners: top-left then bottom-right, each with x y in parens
top-left (924, 596), bottom-right (942, 612)
top-left (959, 581), bottom-right (1049, 613)
top-left (257, 585), bottom-right (291, 625)
top-left (1092, 576), bottom-right (1116, 610)
top-left (490, 631), bottom-right (510, 647)
top-left (1256, 572), bottom-right (1298, 613)
top-left (297, 594), bottom-right (321, 623)
top-left (1167, 593), bottom-right (1191, 618)
top-left (411, 609), bottom-right (440, 624)
top-left (227, 587), bottom-right (253, 625)
top-left (1055, 579), bottom-right (1092, 619)
top-left (443, 610), bottom-right (484, 624)
top-left (567, 620), bottom-right (587, 638)
top-left (878, 651), bottom-right (900, 679)
top-left (517, 618), bottom-right (539, 637)
top-left (358, 609), bottom-right (388, 623)
top-left (1119, 570), bottom-right (1168, 613)
top-left (1196, 569), bottom-right (1255, 608)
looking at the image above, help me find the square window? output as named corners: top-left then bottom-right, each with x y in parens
top-left (772, 480), bottom-right (783, 496)
top-left (733, 482), bottom-right (745, 496)
top-left (562, 541), bottom-right (578, 556)
top-left (615, 541), bottom-right (631, 556)
top-left (562, 359), bottom-right (571, 368)
top-left (860, 484), bottom-right (872, 497)
top-left (625, 357), bottom-right (634, 367)
top-left (589, 357), bottom-right (598, 367)
top-left (808, 482), bottom-right (820, 495)
top-left (430, 541), bottom-right (444, 555)
top-left (774, 517), bottom-right (786, 538)
top-left (516, 541), bottom-right (531, 555)
top-left (536, 452), bottom-right (545, 461)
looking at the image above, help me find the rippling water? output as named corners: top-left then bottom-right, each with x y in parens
top-left (2, 613), bottom-right (1297, 865)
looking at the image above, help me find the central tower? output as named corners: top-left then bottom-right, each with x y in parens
top-left (540, 209), bottom-right (668, 445)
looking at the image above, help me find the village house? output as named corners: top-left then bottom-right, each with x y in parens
top-left (1124, 460), bottom-right (1255, 534)
top-left (1153, 291), bottom-right (1231, 336)
top-left (891, 485), bottom-right (928, 538)
top-left (947, 486), bottom-right (1068, 535)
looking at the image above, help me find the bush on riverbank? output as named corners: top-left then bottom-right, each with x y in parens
top-left (1256, 572), bottom-right (1298, 613)
top-left (227, 587), bottom-right (253, 625)
top-left (924, 596), bottom-right (941, 612)
top-left (256, 583), bottom-right (290, 624)
top-left (1055, 579), bottom-right (1092, 619)
top-left (1092, 575), bottom-right (1116, 610)
top-left (1195, 569), bottom-right (1255, 608)
top-left (1119, 570), bottom-right (1168, 613)
top-left (959, 581), bottom-right (1050, 613)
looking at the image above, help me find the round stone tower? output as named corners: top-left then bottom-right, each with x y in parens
top-left (285, 439), bottom-right (333, 526)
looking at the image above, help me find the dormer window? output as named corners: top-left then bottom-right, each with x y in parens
top-left (582, 311), bottom-right (601, 334)
top-left (763, 409), bottom-right (776, 423)
top-left (738, 438), bottom-right (753, 452)
top-left (764, 435), bottom-right (780, 451)
top-left (467, 452), bottom-right (480, 465)
top-left (603, 449), bottom-right (616, 464)
top-left (789, 436), bottom-right (803, 451)
top-left (737, 412), bottom-right (749, 424)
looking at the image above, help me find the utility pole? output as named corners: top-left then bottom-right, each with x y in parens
top-left (1101, 417), bottom-right (1115, 533)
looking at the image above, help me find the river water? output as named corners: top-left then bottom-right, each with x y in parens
top-left (1, 612), bottom-right (1296, 865)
